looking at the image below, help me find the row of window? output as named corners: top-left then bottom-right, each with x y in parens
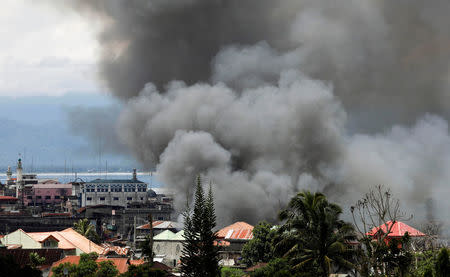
top-left (85, 188), bottom-right (146, 192)
top-left (86, 197), bottom-right (144, 201)
top-left (26, 195), bottom-right (61, 200)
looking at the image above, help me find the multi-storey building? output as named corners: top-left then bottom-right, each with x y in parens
top-left (22, 180), bottom-right (72, 207)
top-left (81, 170), bottom-right (148, 207)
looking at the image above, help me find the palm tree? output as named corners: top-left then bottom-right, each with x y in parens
top-left (73, 218), bottom-right (97, 241)
top-left (275, 191), bottom-right (355, 277)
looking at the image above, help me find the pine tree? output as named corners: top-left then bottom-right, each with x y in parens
top-left (180, 176), bottom-right (220, 277)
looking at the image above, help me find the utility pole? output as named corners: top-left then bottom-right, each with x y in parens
top-left (148, 213), bottom-right (154, 266)
top-left (133, 216), bottom-right (136, 249)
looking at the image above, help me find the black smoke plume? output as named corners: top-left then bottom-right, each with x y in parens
top-left (59, 0), bottom-right (450, 225)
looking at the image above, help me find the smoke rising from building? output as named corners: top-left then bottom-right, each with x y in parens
top-left (61, 0), bottom-right (450, 225)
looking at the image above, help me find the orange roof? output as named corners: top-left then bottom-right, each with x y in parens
top-left (0, 196), bottom-right (18, 201)
top-left (49, 256), bottom-right (146, 276)
top-left (217, 222), bottom-right (254, 240)
top-left (27, 228), bottom-right (104, 254)
top-left (100, 243), bottom-right (129, 256)
top-left (367, 221), bottom-right (426, 238)
top-left (136, 221), bottom-right (164, 229)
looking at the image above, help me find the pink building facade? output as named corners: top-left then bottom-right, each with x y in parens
top-left (22, 180), bottom-right (72, 207)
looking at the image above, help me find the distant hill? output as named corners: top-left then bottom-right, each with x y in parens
top-left (0, 93), bottom-right (137, 172)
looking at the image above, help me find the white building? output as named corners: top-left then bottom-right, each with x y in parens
top-left (81, 169), bottom-right (148, 207)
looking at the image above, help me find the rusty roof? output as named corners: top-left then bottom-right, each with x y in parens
top-left (217, 222), bottom-right (254, 240)
top-left (49, 256), bottom-right (147, 276)
top-left (367, 221), bottom-right (426, 238)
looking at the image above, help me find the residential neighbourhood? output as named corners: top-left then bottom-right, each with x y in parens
top-left (0, 163), bottom-right (448, 276)
top-left (3, 1), bottom-right (450, 275)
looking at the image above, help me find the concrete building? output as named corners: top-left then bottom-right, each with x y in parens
top-left (153, 230), bottom-right (185, 267)
top-left (22, 180), bottom-right (72, 207)
top-left (80, 169), bottom-right (148, 207)
top-left (0, 196), bottom-right (18, 211)
top-left (216, 221), bottom-right (254, 266)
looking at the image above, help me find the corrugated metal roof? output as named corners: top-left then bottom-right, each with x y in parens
top-left (217, 222), bottom-right (254, 240)
top-left (27, 228), bottom-right (104, 254)
top-left (367, 221), bottom-right (426, 238)
top-left (137, 221), bottom-right (182, 230)
top-left (153, 230), bottom-right (176, 240)
top-left (86, 178), bottom-right (145, 184)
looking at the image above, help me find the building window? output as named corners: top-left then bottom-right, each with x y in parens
top-left (27, 196), bottom-right (33, 199)
top-left (87, 197), bottom-right (92, 201)
top-left (140, 197), bottom-right (144, 201)
top-left (45, 196), bottom-right (51, 199)
top-left (100, 197), bottom-right (105, 201)
top-left (43, 240), bottom-right (56, 248)
top-left (54, 196), bottom-right (60, 199)
top-left (36, 196), bottom-right (42, 199)
top-left (127, 197), bottom-right (132, 201)
top-left (113, 197), bottom-right (119, 201)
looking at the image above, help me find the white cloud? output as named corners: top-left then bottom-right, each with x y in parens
top-left (0, 0), bottom-right (101, 97)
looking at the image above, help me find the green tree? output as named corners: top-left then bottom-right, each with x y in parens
top-left (96, 260), bottom-right (119, 277)
top-left (29, 252), bottom-right (46, 269)
top-left (250, 258), bottom-right (294, 277)
top-left (221, 267), bottom-right (245, 277)
top-left (275, 191), bottom-right (355, 277)
top-left (52, 252), bottom-right (112, 277)
top-left (180, 176), bottom-right (220, 277)
top-left (351, 185), bottom-right (413, 276)
top-left (0, 255), bottom-right (42, 277)
top-left (119, 264), bottom-right (168, 277)
top-left (435, 248), bottom-right (450, 277)
top-left (74, 218), bottom-right (100, 243)
top-left (242, 221), bottom-right (276, 266)
top-left (139, 213), bottom-right (155, 265)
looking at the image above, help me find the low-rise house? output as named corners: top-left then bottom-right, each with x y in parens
top-left (0, 195), bottom-right (18, 211)
top-left (152, 230), bottom-right (185, 267)
top-left (48, 256), bottom-right (146, 276)
top-left (216, 221), bottom-right (254, 266)
top-left (137, 220), bottom-right (183, 238)
top-left (0, 228), bottom-right (104, 255)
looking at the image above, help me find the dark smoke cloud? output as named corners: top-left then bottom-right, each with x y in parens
top-left (57, 0), bottom-right (450, 226)
top-left (64, 0), bottom-right (301, 99)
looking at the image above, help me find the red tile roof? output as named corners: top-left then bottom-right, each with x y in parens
top-left (100, 243), bottom-right (129, 256)
top-left (367, 221), bottom-right (426, 238)
top-left (217, 222), bottom-right (254, 240)
top-left (0, 196), bottom-right (18, 201)
top-left (49, 256), bottom-right (146, 276)
top-left (136, 221), bottom-right (164, 229)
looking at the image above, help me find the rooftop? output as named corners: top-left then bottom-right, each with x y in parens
top-left (86, 178), bottom-right (145, 184)
top-left (49, 256), bottom-right (146, 276)
top-left (366, 221), bottom-right (426, 238)
top-left (0, 196), bottom-right (18, 201)
top-left (217, 221), bottom-right (254, 240)
top-left (25, 228), bottom-right (104, 254)
top-left (153, 230), bottom-right (185, 241)
top-left (137, 221), bottom-right (182, 230)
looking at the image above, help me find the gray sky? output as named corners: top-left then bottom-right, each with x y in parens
top-left (0, 0), bottom-right (100, 97)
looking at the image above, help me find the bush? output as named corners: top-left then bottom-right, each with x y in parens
top-left (221, 267), bottom-right (245, 277)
